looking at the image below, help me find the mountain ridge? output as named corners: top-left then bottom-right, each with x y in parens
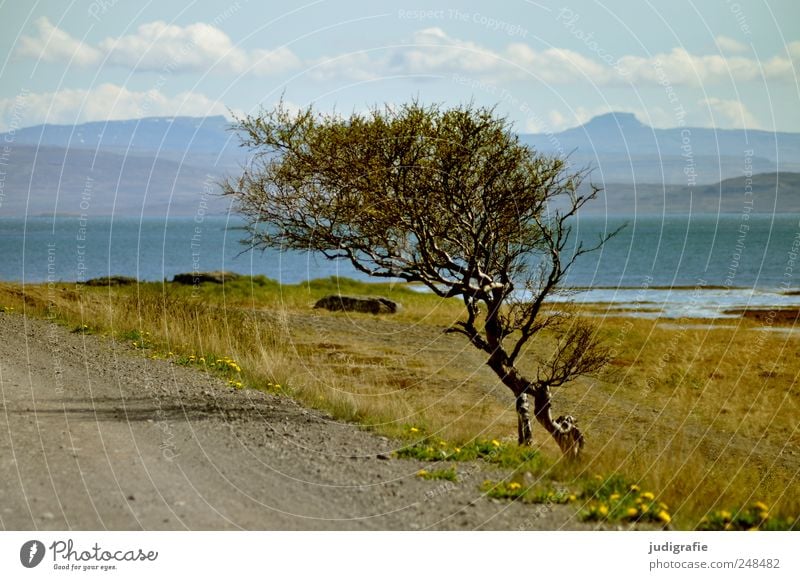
top-left (1, 113), bottom-right (798, 216)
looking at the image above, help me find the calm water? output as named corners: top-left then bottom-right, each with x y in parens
top-left (1, 214), bottom-right (799, 316)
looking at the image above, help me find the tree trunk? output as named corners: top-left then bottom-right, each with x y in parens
top-left (483, 301), bottom-right (581, 456)
top-left (516, 393), bottom-right (533, 446)
top-left (531, 386), bottom-right (584, 458)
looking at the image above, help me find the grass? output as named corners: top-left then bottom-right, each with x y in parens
top-left (416, 467), bottom-right (458, 482)
top-left (1, 276), bottom-right (798, 530)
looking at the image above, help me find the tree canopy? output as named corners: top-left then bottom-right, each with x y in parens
top-left (223, 100), bottom-right (614, 456)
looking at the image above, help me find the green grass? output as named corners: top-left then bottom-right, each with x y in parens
top-left (416, 467), bottom-right (458, 482)
top-left (1, 276), bottom-right (798, 530)
top-left (396, 437), bottom-right (545, 472)
top-left (698, 503), bottom-right (798, 531)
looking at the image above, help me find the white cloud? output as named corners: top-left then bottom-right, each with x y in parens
top-left (16, 17), bottom-right (102, 67)
top-left (699, 97), bottom-right (762, 129)
top-left (303, 28), bottom-right (799, 87)
top-left (0, 84), bottom-right (229, 131)
top-left (716, 35), bottom-right (749, 54)
top-left (16, 18), bottom-right (299, 75)
top-left (14, 19), bottom-right (799, 89)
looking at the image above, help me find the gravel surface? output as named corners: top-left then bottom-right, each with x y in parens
top-left (0, 313), bottom-right (590, 530)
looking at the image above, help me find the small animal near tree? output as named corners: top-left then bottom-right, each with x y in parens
top-left (223, 101), bottom-right (615, 457)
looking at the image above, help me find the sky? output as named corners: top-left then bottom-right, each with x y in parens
top-left (0, 0), bottom-right (798, 133)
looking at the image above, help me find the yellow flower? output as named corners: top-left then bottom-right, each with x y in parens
top-left (629, 484), bottom-right (640, 492)
top-left (720, 510), bottom-right (732, 521)
top-left (417, 469), bottom-right (428, 477)
top-left (753, 501), bottom-right (769, 512)
top-left (640, 491), bottom-right (655, 501)
top-left (168, 351), bottom-right (174, 356)
top-left (598, 505), bottom-right (609, 517)
top-left (659, 502), bottom-right (669, 511)
top-left (758, 511), bottom-right (769, 520)
top-left (409, 427), bottom-right (419, 433)
top-left (508, 482), bottom-right (521, 491)
top-left (626, 507), bottom-right (639, 517)
top-left (568, 494), bottom-right (577, 502)
top-left (491, 439), bottom-right (501, 447)
top-left (439, 440), bottom-right (446, 446)
top-left (199, 357), bottom-right (206, 363)
top-left (454, 447), bottom-right (461, 453)
top-left (610, 493), bottom-right (620, 501)
top-left (657, 510), bottom-right (672, 524)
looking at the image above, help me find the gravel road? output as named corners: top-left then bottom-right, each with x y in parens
top-left (0, 313), bottom-right (586, 530)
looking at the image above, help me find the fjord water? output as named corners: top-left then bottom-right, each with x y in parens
top-left (1, 214), bottom-right (798, 314)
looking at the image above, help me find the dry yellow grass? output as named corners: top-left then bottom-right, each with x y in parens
top-left (1, 278), bottom-right (797, 529)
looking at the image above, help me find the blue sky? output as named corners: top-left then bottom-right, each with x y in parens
top-left (1, 0), bottom-right (798, 132)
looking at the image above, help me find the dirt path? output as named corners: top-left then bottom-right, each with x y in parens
top-left (0, 312), bottom-right (587, 530)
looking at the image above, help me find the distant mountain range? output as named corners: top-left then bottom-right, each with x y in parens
top-left (1, 112), bottom-right (798, 216)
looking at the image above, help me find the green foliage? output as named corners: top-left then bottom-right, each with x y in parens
top-left (526, 485), bottom-right (574, 504)
top-left (481, 479), bottom-right (526, 500)
top-left (698, 503), bottom-right (797, 531)
top-left (416, 467), bottom-right (458, 482)
top-left (396, 437), bottom-right (543, 471)
top-left (121, 329), bottom-right (153, 349)
top-left (578, 475), bottom-right (671, 526)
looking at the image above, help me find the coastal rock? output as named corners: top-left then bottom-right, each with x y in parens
top-left (313, 295), bottom-right (400, 314)
top-left (171, 271), bottom-right (240, 285)
top-left (81, 276), bottom-right (138, 287)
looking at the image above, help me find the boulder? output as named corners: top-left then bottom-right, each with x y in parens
top-left (171, 271), bottom-right (240, 285)
top-left (313, 294), bottom-right (400, 314)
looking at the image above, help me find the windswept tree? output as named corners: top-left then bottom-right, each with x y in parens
top-left (223, 101), bottom-right (614, 457)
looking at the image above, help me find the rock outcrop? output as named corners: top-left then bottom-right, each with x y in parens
top-left (313, 295), bottom-right (400, 314)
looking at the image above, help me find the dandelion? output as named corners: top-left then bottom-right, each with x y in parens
top-left (626, 507), bottom-right (638, 517)
top-left (598, 505), bottom-right (609, 517)
top-left (568, 494), bottom-right (577, 502)
top-left (409, 427), bottom-right (419, 433)
top-left (629, 484), bottom-right (640, 492)
top-left (454, 447), bottom-right (461, 453)
top-left (720, 510), bottom-right (732, 521)
top-left (439, 440), bottom-right (446, 446)
top-left (508, 482), bottom-right (521, 491)
top-left (753, 501), bottom-right (769, 512)
top-left (610, 493), bottom-right (620, 501)
top-left (659, 502), bottom-right (669, 511)
top-left (417, 469), bottom-right (428, 477)
top-left (758, 511), bottom-right (769, 521)
top-left (491, 439), bottom-right (501, 447)
top-left (199, 357), bottom-right (206, 364)
top-left (657, 510), bottom-right (671, 524)
top-left (640, 491), bottom-right (655, 501)
top-left (168, 352), bottom-right (174, 356)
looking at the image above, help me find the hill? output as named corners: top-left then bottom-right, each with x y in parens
top-left (1, 113), bottom-right (799, 216)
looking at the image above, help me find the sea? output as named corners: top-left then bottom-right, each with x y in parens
top-left (1, 213), bottom-right (799, 319)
